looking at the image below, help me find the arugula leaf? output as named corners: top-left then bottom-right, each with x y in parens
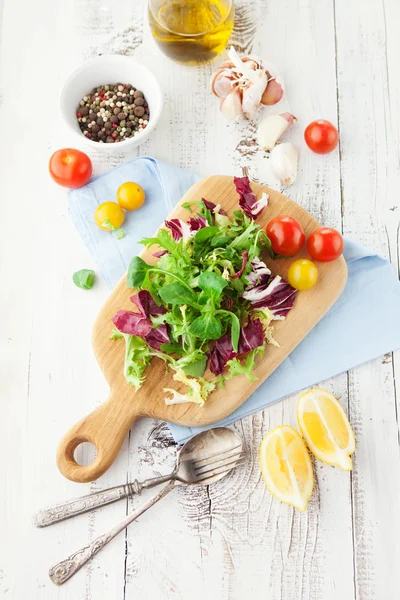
top-left (147, 229), bottom-right (188, 259)
top-left (127, 257), bottom-right (150, 288)
top-left (159, 282), bottom-right (199, 307)
top-left (198, 272), bottom-right (227, 299)
top-left (73, 269), bottom-right (95, 290)
top-left (189, 313), bottom-right (223, 340)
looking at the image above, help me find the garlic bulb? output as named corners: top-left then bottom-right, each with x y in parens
top-left (269, 143), bottom-right (298, 186)
top-left (257, 113), bottom-right (295, 151)
top-left (210, 47), bottom-right (284, 119)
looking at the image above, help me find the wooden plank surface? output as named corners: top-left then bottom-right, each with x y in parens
top-left (0, 0), bottom-right (399, 598)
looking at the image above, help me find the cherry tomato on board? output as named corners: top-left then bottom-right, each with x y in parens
top-left (304, 120), bottom-right (339, 154)
top-left (49, 148), bottom-right (92, 188)
top-left (288, 259), bottom-right (318, 291)
top-left (94, 202), bottom-right (125, 231)
top-left (266, 216), bottom-right (305, 257)
top-left (117, 182), bottom-right (145, 210)
top-left (307, 228), bottom-right (344, 262)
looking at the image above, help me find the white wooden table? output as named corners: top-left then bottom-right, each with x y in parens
top-left (1, 0), bottom-right (400, 598)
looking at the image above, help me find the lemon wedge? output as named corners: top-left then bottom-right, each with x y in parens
top-left (297, 388), bottom-right (355, 471)
top-left (259, 425), bottom-right (314, 511)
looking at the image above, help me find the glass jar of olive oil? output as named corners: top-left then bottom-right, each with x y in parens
top-left (148, 0), bottom-right (234, 64)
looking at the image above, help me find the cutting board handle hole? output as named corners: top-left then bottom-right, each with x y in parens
top-left (73, 441), bottom-right (98, 467)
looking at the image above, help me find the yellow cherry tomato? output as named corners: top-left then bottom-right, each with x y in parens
top-left (287, 259), bottom-right (318, 291)
top-left (116, 181), bottom-right (145, 210)
top-left (94, 202), bottom-right (125, 231)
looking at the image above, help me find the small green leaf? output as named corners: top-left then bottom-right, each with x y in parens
top-left (159, 282), bottom-right (199, 307)
top-left (194, 226), bottom-right (220, 244)
top-left (127, 256), bottom-right (150, 288)
top-left (160, 342), bottom-right (182, 354)
top-left (102, 219), bottom-right (117, 231)
top-left (210, 235), bottom-right (231, 248)
top-left (110, 328), bottom-right (123, 339)
top-left (198, 272), bottom-right (227, 298)
top-left (72, 269), bottom-right (95, 290)
top-left (116, 228), bottom-right (125, 240)
top-left (182, 357), bottom-right (207, 377)
top-left (189, 313), bottom-right (223, 340)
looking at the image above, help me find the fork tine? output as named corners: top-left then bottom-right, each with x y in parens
top-left (194, 448), bottom-right (243, 474)
top-left (194, 453), bottom-right (244, 478)
top-left (195, 458), bottom-right (246, 483)
top-left (191, 444), bottom-right (242, 469)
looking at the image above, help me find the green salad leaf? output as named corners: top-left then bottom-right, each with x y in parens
top-left (72, 269), bottom-right (95, 290)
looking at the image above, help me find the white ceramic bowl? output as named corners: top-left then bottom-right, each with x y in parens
top-left (60, 55), bottom-right (163, 152)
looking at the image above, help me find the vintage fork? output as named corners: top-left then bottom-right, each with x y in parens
top-left (34, 443), bottom-right (243, 528)
top-left (48, 445), bottom-right (244, 585)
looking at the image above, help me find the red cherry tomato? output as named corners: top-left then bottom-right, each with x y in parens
top-left (307, 228), bottom-right (344, 262)
top-left (49, 148), bottom-right (92, 188)
top-left (304, 120), bottom-right (339, 154)
top-left (266, 216), bottom-right (305, 257)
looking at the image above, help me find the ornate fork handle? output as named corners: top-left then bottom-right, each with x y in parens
top-left (34, 473), bottom-right (173, 527)
top-left (49, 481), bottom-right (176, 585)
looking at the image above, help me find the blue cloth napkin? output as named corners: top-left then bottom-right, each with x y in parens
top-left (69, 157), bottom-right (400, 444)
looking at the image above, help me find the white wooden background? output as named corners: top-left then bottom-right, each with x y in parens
top-left (1, 0), bottom-right (400, 598)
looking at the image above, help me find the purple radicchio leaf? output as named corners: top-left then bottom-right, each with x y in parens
top-left (112, 310), bottom-right (153, 337)
top-left (208, 318), bottom-right (264, 375)
top-left (238, 318), bottom-right (264, 354)
top-left (202, 198), bottom-right (227, 216)
top-left (165, 218), bottom-right (193, 241)
top-left (232, 251), bottom-right (249, 279)
top-left (222, 295), bottom-right (234, 311)
top-left (208, 330), bottom-right (237, 375)
top-left (153, 249), bottom-right (169, 258)
top-left (188, 214), bottom-right (208, 232)
top-left (242, 260), bottom-right (297, 318)
top-left (113, 291), bottom-right (170, 347)
top-left (131, 290), bottom-right (166, 317)
top-left (233, 176), bottom-right (269, 219)
top-left (145, 324), bottom-right (170, 350)
top-left (245, 257), bottom-right (272, 285)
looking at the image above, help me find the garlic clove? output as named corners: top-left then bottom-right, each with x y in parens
top-left (211, 67), bottom-right (234, 98)
top-left (242, 57), bottom-right (258, 70)
top-left (261, 73), bottom-right (284, 105)
top-left (219, 60), bottom-right (234, 69)
top-left (241, 68), bottom-right (268, 116)
top-left (220, 88), bottom-right (243, 119)
top-left (257, 113), bottom-right (295, 150)
top-left (279, 112), bottom-right (296, 125)
top-left (269, 142), bottom-right (298, 186)
top-left (210, 67), bottom-right (225, 94)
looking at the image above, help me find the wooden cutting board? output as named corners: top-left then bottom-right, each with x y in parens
top-left (57, 175), bottom-right (347, 482)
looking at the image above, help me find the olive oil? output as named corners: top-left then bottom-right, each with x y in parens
top-left (148, 0), bottom-right (234, 64)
